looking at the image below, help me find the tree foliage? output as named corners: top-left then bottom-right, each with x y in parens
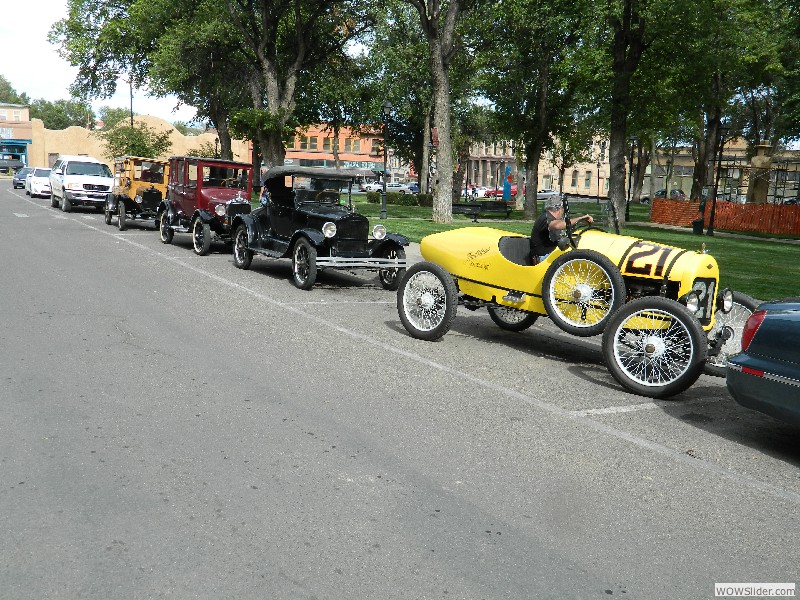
top-left (94, 121), bottom-right (173, 159)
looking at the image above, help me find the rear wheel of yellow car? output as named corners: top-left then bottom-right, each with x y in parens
top-left (601, 296), bottom-right (706, 398)
top-left (397, 261), bottom-right (458, 341)
top-left (487, 306), bottom-right (538, 332)
top-left (543, 249), bottom-right (625, 337)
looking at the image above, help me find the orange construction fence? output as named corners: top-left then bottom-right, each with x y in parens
top-left (651, 198), bottom-right (800, 237)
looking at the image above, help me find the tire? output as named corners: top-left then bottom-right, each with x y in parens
top-left (117, 200), bottom-right (127, 231)
top-left (51, 195), bottom-right (59, 208)
top-left (192, 218), bottom-right (211, 256)
top-left (232, 224), bottom-right (253, 270)
top-left (159, 210), bottom-right (173, 244)
top-left (104, 203), bottom-right (113, 225)
top-left (61, 196), bottom-right (71, 212)
top-left (292, 238), bottom-right (318, 289)
top-left (601, 296), bottom-right (706, 399)
top-left (397, 261), bottom-right (458, 341)
top-left (704, 291), bottom-right (759, 377)
top-left (377, 246), bottom-right (406, 291)
top-left (542, 249), bottom-right (625, 337)
top-left (487, 306), bottom-right (539, 332)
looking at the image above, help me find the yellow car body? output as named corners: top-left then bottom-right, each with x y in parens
top-left (420, 226), bottom-right (721, 331)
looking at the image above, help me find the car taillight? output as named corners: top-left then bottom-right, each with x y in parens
top-left (740, 310), bottom-right (766, 351)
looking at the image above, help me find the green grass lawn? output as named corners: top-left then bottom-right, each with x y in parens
top-left (355, 200), bottom-right (797, 301)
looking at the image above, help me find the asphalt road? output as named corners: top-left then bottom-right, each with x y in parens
top-left (1, 184), bottom-right (798, 600)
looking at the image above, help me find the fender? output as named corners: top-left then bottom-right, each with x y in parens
top-left (194, 209), bottom-right (215, 225)
top-left (369, 237), bottom-right (406, 256)
top-left (157, 200), bottom-right (174, 221)
top-left (291, 228), bottom-right (326, 249)
top-left (106, 193), bottom-right (119, 212)
top-left (385, 232), bottom-right (409, 247)
top-left (231, 213), bottom-right (258, 245)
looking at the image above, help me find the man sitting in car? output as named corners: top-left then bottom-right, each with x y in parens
top-left (530, 195), bottom-right (593, 263)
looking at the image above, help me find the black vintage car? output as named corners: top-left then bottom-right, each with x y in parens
top-left (231, 166), bottom-right (408, 290)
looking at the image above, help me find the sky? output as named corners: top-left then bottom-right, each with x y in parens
top-left (0, 0), bottom-right (198, 124)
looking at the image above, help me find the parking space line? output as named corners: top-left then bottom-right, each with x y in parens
top-left (36, 194), bottom-right (800, 506)
top-left (13, 213), bottom-right (29, 218)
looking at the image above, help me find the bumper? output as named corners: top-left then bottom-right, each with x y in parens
top-left (316, 256), bottom-right (407, 269)
top-left (65, 190), bottom-right (107, 206)
top-left (726, 359), bottom-right (800, 425)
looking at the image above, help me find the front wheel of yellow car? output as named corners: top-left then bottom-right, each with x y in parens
top-left (397, 261), bottom-right (458, 341)
top-left (601, 296), bottom-right (706, 399)
top-left (487, 306), bottom-right (538, 332)
top-left (543, 249), bottom-right (625, 337)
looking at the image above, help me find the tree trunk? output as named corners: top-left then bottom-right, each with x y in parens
top-left (524, 141), bottom-right (543, 219)
top-left (420, 110), bottom-right (431, 194)
top-left (408, 0), bottom-right (462, 224)
top-left (608, 0), bottom-right (646, 227)
top-left (691, 110), bottom-right (720, 202)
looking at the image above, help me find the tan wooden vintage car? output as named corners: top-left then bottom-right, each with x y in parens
top-left (104, 156), bottom-right (169, 230)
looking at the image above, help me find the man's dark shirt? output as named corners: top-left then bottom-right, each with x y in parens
top-left (530, 210), bottom-right (559, 258)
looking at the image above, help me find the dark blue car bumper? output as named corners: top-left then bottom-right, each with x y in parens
top-left (727, 355), bottom-right (800, 425)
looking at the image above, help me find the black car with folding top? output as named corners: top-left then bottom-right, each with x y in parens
top-left (231, 166), bottom-right (408, 290)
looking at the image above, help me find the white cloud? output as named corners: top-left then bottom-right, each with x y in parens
top-left (0, 0), bottom-right (197, 124)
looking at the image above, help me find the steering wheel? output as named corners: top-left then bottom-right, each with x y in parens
top-left (315, 188), bottom-right (339, 201)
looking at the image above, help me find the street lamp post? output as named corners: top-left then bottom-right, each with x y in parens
top-left (626, 136), bottom-right (638, 221)
top-left (380, 100), bottom-right (392, 220)
top-left (707, 125), bottom-right (730, 236)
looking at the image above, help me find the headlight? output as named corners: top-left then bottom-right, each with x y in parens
top-left (134, 195), bottom-right (143, 204)
top-left (322, 222), bottom-right (337, 238)
top-left (214, 204), bottom-right (226, 217)
top-left (683, 292), bottom-right (700, 314)
top-left (66, 183), bottom-right (83, 190)
top-left (718, 288), bottom-right (733, 313)
top-left (372, 225), bottom-right (386, 240)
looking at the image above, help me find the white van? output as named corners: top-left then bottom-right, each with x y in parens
top-left (50, 155), bottom-right (113, 212)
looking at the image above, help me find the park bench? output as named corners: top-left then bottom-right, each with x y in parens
top-left (452, 200), bottom-right (515, 222)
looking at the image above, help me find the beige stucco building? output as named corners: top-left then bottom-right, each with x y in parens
top-left (26, 115), bottom-right (250, 169)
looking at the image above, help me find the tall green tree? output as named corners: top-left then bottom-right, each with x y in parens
top-left (478, 0), bottom-right (597, 218)
top-left (95, 121), bottom-right (172, 159)
top-left (224, 0), bottom-right (377, 169)
top-left (0, 75), bottom-right (30, 105)
top-left (403, 0), bottom-right (478, 223)
top-left (29, 98), bottom-right (94, 129)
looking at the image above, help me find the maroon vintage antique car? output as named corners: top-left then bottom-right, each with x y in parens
top-left (158, 156), bottom-right (253, 255)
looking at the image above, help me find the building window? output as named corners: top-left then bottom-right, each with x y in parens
top-left (585, 171), bottom-right (592, 188)
top-left (344, 138), bottom-right (360, 153)
top-left (571, 170), bottom-right (578, 187)
top-left (299, 136), bottom-right (308, 150)
top-left (323, 137), bottom-right (331, 151)
top-left (0, 110), bottom-right (6, 121)
top-left (308, 136), bottom-right (318, 150)
top-left (12, 110), bottom-right (21, 121)
top-left (371, 139), bottom-right (381, 155)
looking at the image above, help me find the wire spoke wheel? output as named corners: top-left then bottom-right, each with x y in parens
top-left (602, 296), bottom-right (706, 398)
top-left (543, 249), bottom-right (625, 337)
top-left (487, 306), bottom-right (538, 332)
top-left (704, 291), bottom-right (759, 377)
top-left (397, 262), bottom-right (458, 341)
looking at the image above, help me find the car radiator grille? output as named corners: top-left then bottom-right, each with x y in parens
top-left (227, 203), bottom-right (251, 218)
top-left (84, 184), bottom-right (110, 192)
top-left (335, 240), bottom-right (369, 255)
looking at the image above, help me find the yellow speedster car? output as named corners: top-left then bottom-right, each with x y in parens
top-left (396, 206), bottom-right (739, 399)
